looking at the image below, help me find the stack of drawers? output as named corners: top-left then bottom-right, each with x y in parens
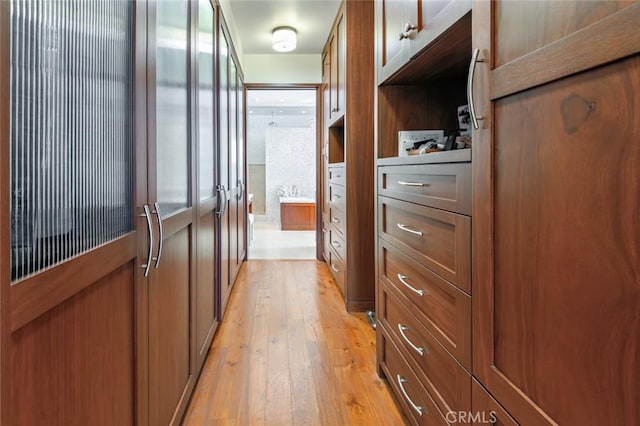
top-left (326, 164), bottom-right (346, 294)
top-left (376, 160), bottom-right (472, 425)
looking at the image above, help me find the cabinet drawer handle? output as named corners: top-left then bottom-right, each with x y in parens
top-left (398, 324), bottom-right (425, 356)
top-left (397, 181), bottom-right (429, 187)
top-left (397, 274), bottom-right (424, 297)
top-left (397, 223), bottom-right (423, 236)
top-left (322, 228), bottom-right (328, 233)
top-left (332, 241), bottom-right (341, 248)
top-left (331, 218), bottom-right (340, 223)
top-left (332, 194), bottom-right (342, 199)
top-left (396, 375), bottom-right (424, 416)
top-left (331, 263), bottom-right (340, 273)
top-left (467, 48), bottom-right (485, 130)
top-left (331, 107), bottom-right (339, 113)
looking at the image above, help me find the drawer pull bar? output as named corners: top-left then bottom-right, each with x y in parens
top-left (322, 228), bottom-right (328, 233)
top-left (398, 324), bottom-right (425, 356)
top-left (397, 223), bottom-right (423, 236)
top-left (332, 241), bottom-right (342, 248)
top-left (331, 218), bottom-right (340, 223)
top-left (397, 274), bottom-right (424, 297)
top-left (396, 375), bottom-right (424, 416)
top-left (397, 181), bottom-right (429, 187)
top-left (331, 263), bottom-right (340, 273)
top-left (333, 194), bottom-right (342, 199)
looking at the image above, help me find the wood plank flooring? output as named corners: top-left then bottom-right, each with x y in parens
top-left (182, 260), bottom-right (407, 425)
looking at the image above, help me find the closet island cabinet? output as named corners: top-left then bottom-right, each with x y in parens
top-left (375, 0), bottom-right (640, 425)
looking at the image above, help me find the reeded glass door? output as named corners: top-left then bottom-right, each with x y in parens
top-left (147, 0), bottom-right (195, 424)
top-left (195, 0), bottom-right (219, 368)
top-left (6, 1), bottom-right (141, 424)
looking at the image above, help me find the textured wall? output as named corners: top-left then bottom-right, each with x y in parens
top-left (265, 128), bottom-right (316, 223)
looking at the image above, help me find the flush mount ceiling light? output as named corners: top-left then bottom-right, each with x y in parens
top-left (272, 26), bottom-right (297, 52)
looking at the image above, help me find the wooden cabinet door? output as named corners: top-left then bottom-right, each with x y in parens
top-left (5, 2), bottom-right (142, 424)
top-left (228, 58), bottom-right (239, 282)
top-left (472, 1), bottom-right (640, 424)
top-left (236, 74), bottom-right (247, 266)
top-left (409, 0), bottom-right (471, 58)
top-left (195, 0), bottom-right (219, 371)
top-left (328, 30), bottom-right (339, 122)
top-left (375, 0), bottom-right (414, 83)
top-left (335, 11), bottom-right (346, 121)
top-left (218, 23), bottom-right (232, 317)
top-left (148, 0), bottom-right (197, 423)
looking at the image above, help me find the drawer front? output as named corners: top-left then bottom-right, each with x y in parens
top-left (328, 166), bottom-right (345, 186)
top-left (322, 221), bottom-right (331, 263)
top-left (378, 163), bottom-right (471, 215)
top-left (379, 286), bottom-right (471, 417)
top-left (329, 206), bottom-right (345, 235)
top-left (379, 239), bottom-right (471, 368)
top-left (329, 228), bottom-right (346, 261)
top-left (379, 332), bottom-right (447, 426)
top-left (328, 248), bottom-right (345, 295)
top-left (471, 379), bottom-right (519, 426)
top-left (378, 196), bottom-right (471, 292)
top-left (329, 183), bottom-right (346, 212)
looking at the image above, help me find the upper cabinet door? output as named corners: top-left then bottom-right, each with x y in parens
top-left (375, 0), bottom-right (414, 84)
top-left (409, 0), bottom-right (470, 57)
top-left (472, 1), bottom-right (640, 424)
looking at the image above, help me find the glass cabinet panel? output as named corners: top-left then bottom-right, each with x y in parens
top-left (9, 0), bottom-right (134, 281)
top-left (198, 0), bottom-right (215, 200)
top-left (155, 0), bottom-right (189, 213)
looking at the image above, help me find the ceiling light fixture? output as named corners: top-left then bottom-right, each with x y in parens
top-left (272, 26), bottom-right (297, 52)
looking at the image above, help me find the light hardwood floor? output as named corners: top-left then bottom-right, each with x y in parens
top-left (182, 260), bottom-right (407, 425)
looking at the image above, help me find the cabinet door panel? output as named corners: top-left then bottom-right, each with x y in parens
top-left (149, 229), bottom-right (191, 426)
top-left (475, 51), bottom-right (640, 426)
top-left (376, 0), bottom-right (413, 83)
top-left (494, 0), bottom-right (633, 67)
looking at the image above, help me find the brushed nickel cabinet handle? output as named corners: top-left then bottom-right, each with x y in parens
top-left (397, 223), bottom-right (423, 236)
top-left (397, 274), bottom-right (424, 297)
top-left (331, 107), bottom-right (339, 113)
top-left (398, 324), bottom-right (425, 356)
top-left (397, 181), bottom-right (429, 187)
top-left (140, 204), bottom-right (153, 277)
top-left (398, 23), bottom-right (418, 40)
top-left (396, 375), bottom-right (424, 416)
top-left (467, 48), bottom-right (485, 130)
top-left (331, 218), bottom-right (340, 223)
top-left (152, 202), bottom-right (163, 269)
top-left (332, 241), bottom-right (341, 248)
top-left (331, 263), bottom-right (340, 273)
top-left (322, 228), bottom-right (328, 233)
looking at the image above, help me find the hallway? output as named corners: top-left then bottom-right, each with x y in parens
top-left (183, 260), bottom-right (406, 425)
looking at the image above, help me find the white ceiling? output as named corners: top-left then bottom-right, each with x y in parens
top-left (228, 0), bottom-right (341, 54)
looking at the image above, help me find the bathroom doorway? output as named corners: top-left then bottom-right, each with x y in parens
top-left (245, 86), bottom-right (320, 260)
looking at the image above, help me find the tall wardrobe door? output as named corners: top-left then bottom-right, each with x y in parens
top-left (218, 26), bottom-right (231, 317)
top-left (228, 59), bottom-right (239, 281)
top-left (195, 0), bottom-right (218, 367)
top-left (148, 0), bottom-right (194, 424)
top-left (7, 1), bottom-right (140, 424)
top-left (236, 75), bottom-right (247, 264)
top-left (473, 1), bottom-right (640, 424)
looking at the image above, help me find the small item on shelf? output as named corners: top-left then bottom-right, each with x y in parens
top-left (398, 130), bottom-right (444, 156)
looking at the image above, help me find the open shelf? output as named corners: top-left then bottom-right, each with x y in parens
top-left (328, 118), bottom-right (345, 164)
top-left (377, 11), bottom-right (472, 162)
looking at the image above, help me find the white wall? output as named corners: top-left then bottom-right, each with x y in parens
top-left (265, 128), bottom-right (316, 223)
top-left (243, 54), bottom-right (321, 84)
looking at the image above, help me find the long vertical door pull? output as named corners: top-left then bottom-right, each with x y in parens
top-left (140, 205), bottom-right (154, 277)
top-left (153, 202), bottom-right (164, 268)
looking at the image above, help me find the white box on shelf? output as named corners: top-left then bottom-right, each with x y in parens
top-left (398, 130), bottom-right (444, 156)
